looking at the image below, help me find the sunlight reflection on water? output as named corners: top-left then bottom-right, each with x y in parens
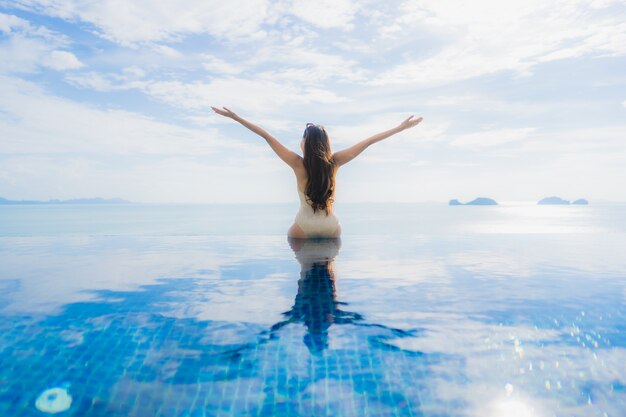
top-left (465, 204), bottom-right (602, 234)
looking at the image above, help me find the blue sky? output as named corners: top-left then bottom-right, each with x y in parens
top-left (1, 0), bottom-right (625, 203)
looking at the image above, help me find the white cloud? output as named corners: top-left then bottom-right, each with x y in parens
top-left (0, 13), bottom-right (81, 74)
top-left (150, 43), bottom-right (184, 59)
top-left (65, 47), bottom-right (354, 113)
top-left (328, 114), bottom-right (445, 147)
top-left (0, 33), bottom-right (53, 73)
top-left (65, 71), bottom-right (146, 91)
top-left (42, 50), bottom-right (84, 70)
top-left (424, 95), bottom-right (477, 107)
top-left (0, 11), bottom-right (66, 41)
top-left (289, 0), bottom-right (360, 30)
top-left (9, 0), bottom-right (271, 45)
top-left (516, 126), bottom-right (626, 154)
top-left (450, 128), bottom-right (535, 147)
top-left (0, 11), bottom-right (30, 32)
top-left (373, 0), bottom-right (626, 85)
top-left (122, 66), bottom-right (145, 77)
top-left (622, 100), bottom-right (626, 108)
top-left (202, 55), bottom-right (244, 76)
top-left (6, 0), bottom-right (365, 49)
top-left (254, 46), bottom-right (367, 83)
top-left (142, 78), bottom-right (349, 115)
top-left (0, 75), bottom-right (246, 155)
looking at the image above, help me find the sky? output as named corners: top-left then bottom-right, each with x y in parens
top-left (1, 0), bottom-right (625, 203)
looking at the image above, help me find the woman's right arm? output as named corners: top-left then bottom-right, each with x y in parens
top-left (332, 115), bottom-right (423, 167)
top-left (211, 106), bottom-right (301, 169)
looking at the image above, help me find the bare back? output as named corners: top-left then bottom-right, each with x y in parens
top-left (291, 156), bottom-right (339, 213)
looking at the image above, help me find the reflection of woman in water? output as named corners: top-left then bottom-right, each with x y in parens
top-left (264, 238), bottom-right (414, 354)
top-left (270, 238), bottom-right (363, 353)
top-left (215, 238), bottom-right (414, 358)
top-left (211, 106), bottom-right (423, 238)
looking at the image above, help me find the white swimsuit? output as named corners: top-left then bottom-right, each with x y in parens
top-left (294, 188), bottom-right (340, 237)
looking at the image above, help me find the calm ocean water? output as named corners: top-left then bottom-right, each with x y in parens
top-left (1, 203), bottom-right (625, 416)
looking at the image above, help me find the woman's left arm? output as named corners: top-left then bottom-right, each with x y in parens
top-left (212, 106), bottom-right (301, 169)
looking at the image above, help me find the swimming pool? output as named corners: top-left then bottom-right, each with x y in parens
top-left (1, 203), bottom-right (625, 416)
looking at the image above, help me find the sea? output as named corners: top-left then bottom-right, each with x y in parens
top-left (1, 202), bottom-right (625, 416)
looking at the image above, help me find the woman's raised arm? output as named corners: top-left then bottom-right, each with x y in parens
top-left (332, 115), bottom-right (423, 167)
top-left (211, 106), bottom-right (301, 169)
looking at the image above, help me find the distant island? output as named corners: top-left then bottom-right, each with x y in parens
top-left (449, 197), bottom-right (498, 206)
top-left (537, 196), bottom-right (569, 205)
top-left (0, 197), bottom-right (131, 205)
top-left (537, 196), bottom-right (588, 205)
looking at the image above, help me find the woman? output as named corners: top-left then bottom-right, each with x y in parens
top-left (211, 106), bottom-right (423, 238)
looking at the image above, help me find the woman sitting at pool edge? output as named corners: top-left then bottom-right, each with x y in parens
top-left (211, 107), bottom-right (423, 239)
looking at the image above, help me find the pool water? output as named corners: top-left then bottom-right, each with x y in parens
top-left (1, 203), bottom-right (625, 416)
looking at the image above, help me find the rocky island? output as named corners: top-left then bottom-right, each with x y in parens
top-left (537, 196), bottom-right (589, 205)
top-left (537, 196), bottom-right (569, 205)
top-left (449, 197), bottom-right (498, 206)
top-left (572, 199), bottom-right (589, 205)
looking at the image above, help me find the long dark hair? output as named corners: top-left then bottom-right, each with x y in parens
top-left (302, 124), bottom-right (336, 214)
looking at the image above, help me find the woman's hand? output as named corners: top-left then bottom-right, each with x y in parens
top-left (211, 106), bottom-right (238, 120)
top-left (398, 115), bottom-right (423, 131)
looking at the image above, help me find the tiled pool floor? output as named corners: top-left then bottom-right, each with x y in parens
top-left (1, 234), bottom-right (625, 416)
